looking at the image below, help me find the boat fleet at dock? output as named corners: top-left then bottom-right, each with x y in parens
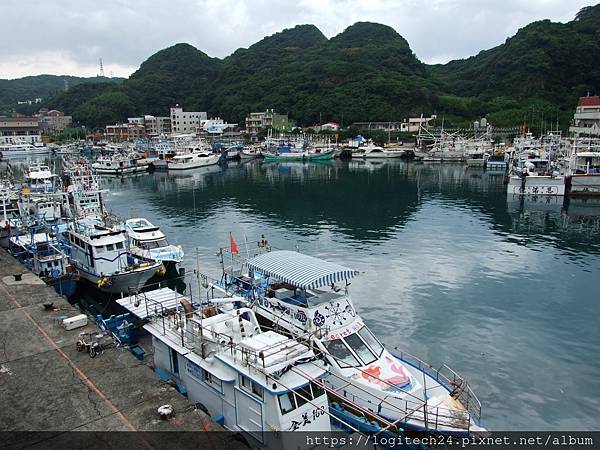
top-left (4, 126), bottom-right (599, 445)
top-left (1, 151), bottom-right (488, 444)
top-left (1, 158), bottom-right (183, 298)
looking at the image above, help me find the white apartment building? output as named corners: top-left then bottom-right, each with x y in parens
top-left (170, 105), bottom-right (207, 134)
top-left (569, 95), bottom-right (600, 137)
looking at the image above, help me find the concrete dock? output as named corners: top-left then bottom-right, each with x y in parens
top-left (0, 249), bottom-right (235, 448)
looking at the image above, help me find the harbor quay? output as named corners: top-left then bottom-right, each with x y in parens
top-left (0, 249), bottom-right (235, 448)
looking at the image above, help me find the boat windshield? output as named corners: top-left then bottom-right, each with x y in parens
top-left (357, 326), bottom-right (384, 358)
top-left (323, 327), bottom-right (384, 368)
top-left (323, 338), bottom-right (360, 368)
top-left (140, 238), bottom-right (168, 249)
top-left (344, 332), bottom-right (377, 365)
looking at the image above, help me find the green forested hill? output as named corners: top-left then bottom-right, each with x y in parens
top-left (0, 75), bottom-right (122, 116)
top-left (34, 4), bottom-right (600, 129)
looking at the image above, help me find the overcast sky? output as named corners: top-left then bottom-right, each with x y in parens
top-left (1, 0), bottom-right (596, 79)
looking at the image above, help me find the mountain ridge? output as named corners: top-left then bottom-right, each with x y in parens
top-left (6, 4), bottom-right (598, 129)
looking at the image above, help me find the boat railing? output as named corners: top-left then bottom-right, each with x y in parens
top-left (178, 314), bottom-right (313, 374)
top-left (391, 349), bottom-right (482, 423)
top-left (318, 366), bottom-right (473, 433)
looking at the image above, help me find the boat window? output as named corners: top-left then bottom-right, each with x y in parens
top-left (358, 326), bottom-right (384, 357)
top-left (115, 242), bottom-right (124, 250)
top-left (252, 380), bottom-right (263, 399)
top-left (278, 391), bottom-right (296, 415)
top-left (95, 246), bottom-right (105, 254)
top-left (106, 244), bottom-right (114, 251)
top-left (294, 384), bottom-right (313, 408)
top-left (323, 338), bottom-right (360, 368)
top-left (240, 375), bottom-right (263, 400)
top-left (344, 332), bottom-right (377, 365)
top-left (140, 239), bottom-right (167, 249)
top-left (311, 381), bottom-right (325, 398)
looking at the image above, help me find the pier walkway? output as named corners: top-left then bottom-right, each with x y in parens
top-left (0, 249), bottom-right (231, 447)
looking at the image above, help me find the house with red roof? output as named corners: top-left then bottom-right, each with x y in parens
top-left (570, 95), bottom-right (600, 137)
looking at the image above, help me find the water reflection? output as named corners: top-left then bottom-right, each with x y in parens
top-left (11, 157), bottom-right (600, 430)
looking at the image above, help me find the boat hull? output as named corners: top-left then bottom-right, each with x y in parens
top-left (507, 175), bottom-right (565, 196)
top-left (167, 156), bottom-right (220, 170)
top-left (568, 173), bottom-right (600, 196)
top-left (76, 264), bottom-right (159, 294)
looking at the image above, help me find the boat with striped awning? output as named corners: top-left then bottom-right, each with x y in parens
top-left (246, 250), bottom-right (359, 289)
top-left (215, 247), bottom-right (485, 436)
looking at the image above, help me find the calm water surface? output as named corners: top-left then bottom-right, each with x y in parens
top-left (98, 160), bottom-right (600, 431)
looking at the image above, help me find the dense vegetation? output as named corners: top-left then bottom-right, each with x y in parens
top-left (0, 75), bottom-right (122, 116)
top-left (29, 5), bottom-right (600, 130)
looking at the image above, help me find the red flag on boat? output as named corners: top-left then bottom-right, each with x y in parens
top-left (230, 232), bottom-right (239, 255)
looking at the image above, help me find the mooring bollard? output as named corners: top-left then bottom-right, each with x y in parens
top-left (13, 273), bottom-right (22, 282)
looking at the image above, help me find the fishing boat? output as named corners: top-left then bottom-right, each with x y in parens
top-left (0, 180), bottom-right (19, 248)
top-left (122, 217), bottom-right (184, 270)
top-left (116, 288), bottom-right (332, 444)
top-left (19, 195), bottom-right (62, 222)
top-left (92, 153), bottom-right (147, 175)
top-left (0, 143), bottom-right (50, 159)
top-left (216, 248), bottom-right (485, 436)
top-left (305, 148), bottom-right (337, 161)
top-left (565, 138), bottom-right (600, 196)
top-left (64, 218), bottom-right (160, 294)
top-left (150, 141), bottom-right (177, 170)
top-left (485, 156), bottom-right (507, 173)
top-left (167, 148), bottom-right (221, 170)
top-left (9, 227), bottom-right (79, 298)
top-left (240, 146), bottom-right (261, 160)
top-left (222, 145), bottom-right (241, 160)
top-left (354, 143), bottom-right (405, 159)
top-left (507, 156), bottom-right (565, 196)
top-left (24, 164), bottom-right (58, 193)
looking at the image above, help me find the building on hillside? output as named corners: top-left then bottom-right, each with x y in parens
top-left (106, 123), bottom-right (146, 142)
top-left (128, 116), bottom-right (171, 136)
top-left (351, 115), bottom-right (437, 133)
top-left (0, 117), bottom-right (42, 144)
top-left (245, 110), bottom-right (289, 134)
top-left (170, 105), bottom-right (207, 134)
top-left (36, 109), bottom-right (73, 134)
top-left (569, 95), bottom-right (600, 137)
top-left (308, 121), bottom-right (340, 132)
top-left (144, 115), bottom-right (171, 135)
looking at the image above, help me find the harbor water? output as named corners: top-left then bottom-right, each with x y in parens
top-left (10, 157), bottom-right (600, 431)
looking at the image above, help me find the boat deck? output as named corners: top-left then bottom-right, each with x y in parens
top-left (0, 249), bottom-right (231, 446)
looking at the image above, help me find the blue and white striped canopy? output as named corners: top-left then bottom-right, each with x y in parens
top-left (246, 250), bottom-right (359, 290)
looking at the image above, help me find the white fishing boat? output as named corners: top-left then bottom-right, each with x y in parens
top-left (354, 142), bottom-right (405, 159)
top-left (216, 249), bottom-right (485, 436)
top-left (92, 153), bottom-right (147, 175)
top-left (222, 145), bottom-right (241, 160)
top-left (0, 181), bottom-right (20, 248)
top-left (122, 217), bottom-right (184, 269)
top-left (24, 164), bottom-right (58, 193)
top-left (566, 138), bottom-right (600, 196)
top-left (64, 218), bottom-right (160, 294)
top-left (116, 288), bottom-right (332, 444)
top-left (8, 228), bottom-right (79, 298)
top-left (240, 146), bottom-right (261, 160)
top-left (507, 157), bottom-right (565, 196)
top-left (167, 148), bottom-right (220, 170)
top-left (19, 196), bottom-right (62, 222)
top-left (485, 156), bottom-right (507, 173)
top-left (0, 143), bottom-right (50, 158)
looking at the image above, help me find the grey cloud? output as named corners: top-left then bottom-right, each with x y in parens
top-left (1, 0), bottom-right (595, 78)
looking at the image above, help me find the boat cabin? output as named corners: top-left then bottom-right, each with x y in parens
top-left (117, 289), bottom-right (331, 442)
top-left (65, 220), bottom-right (129, 276)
